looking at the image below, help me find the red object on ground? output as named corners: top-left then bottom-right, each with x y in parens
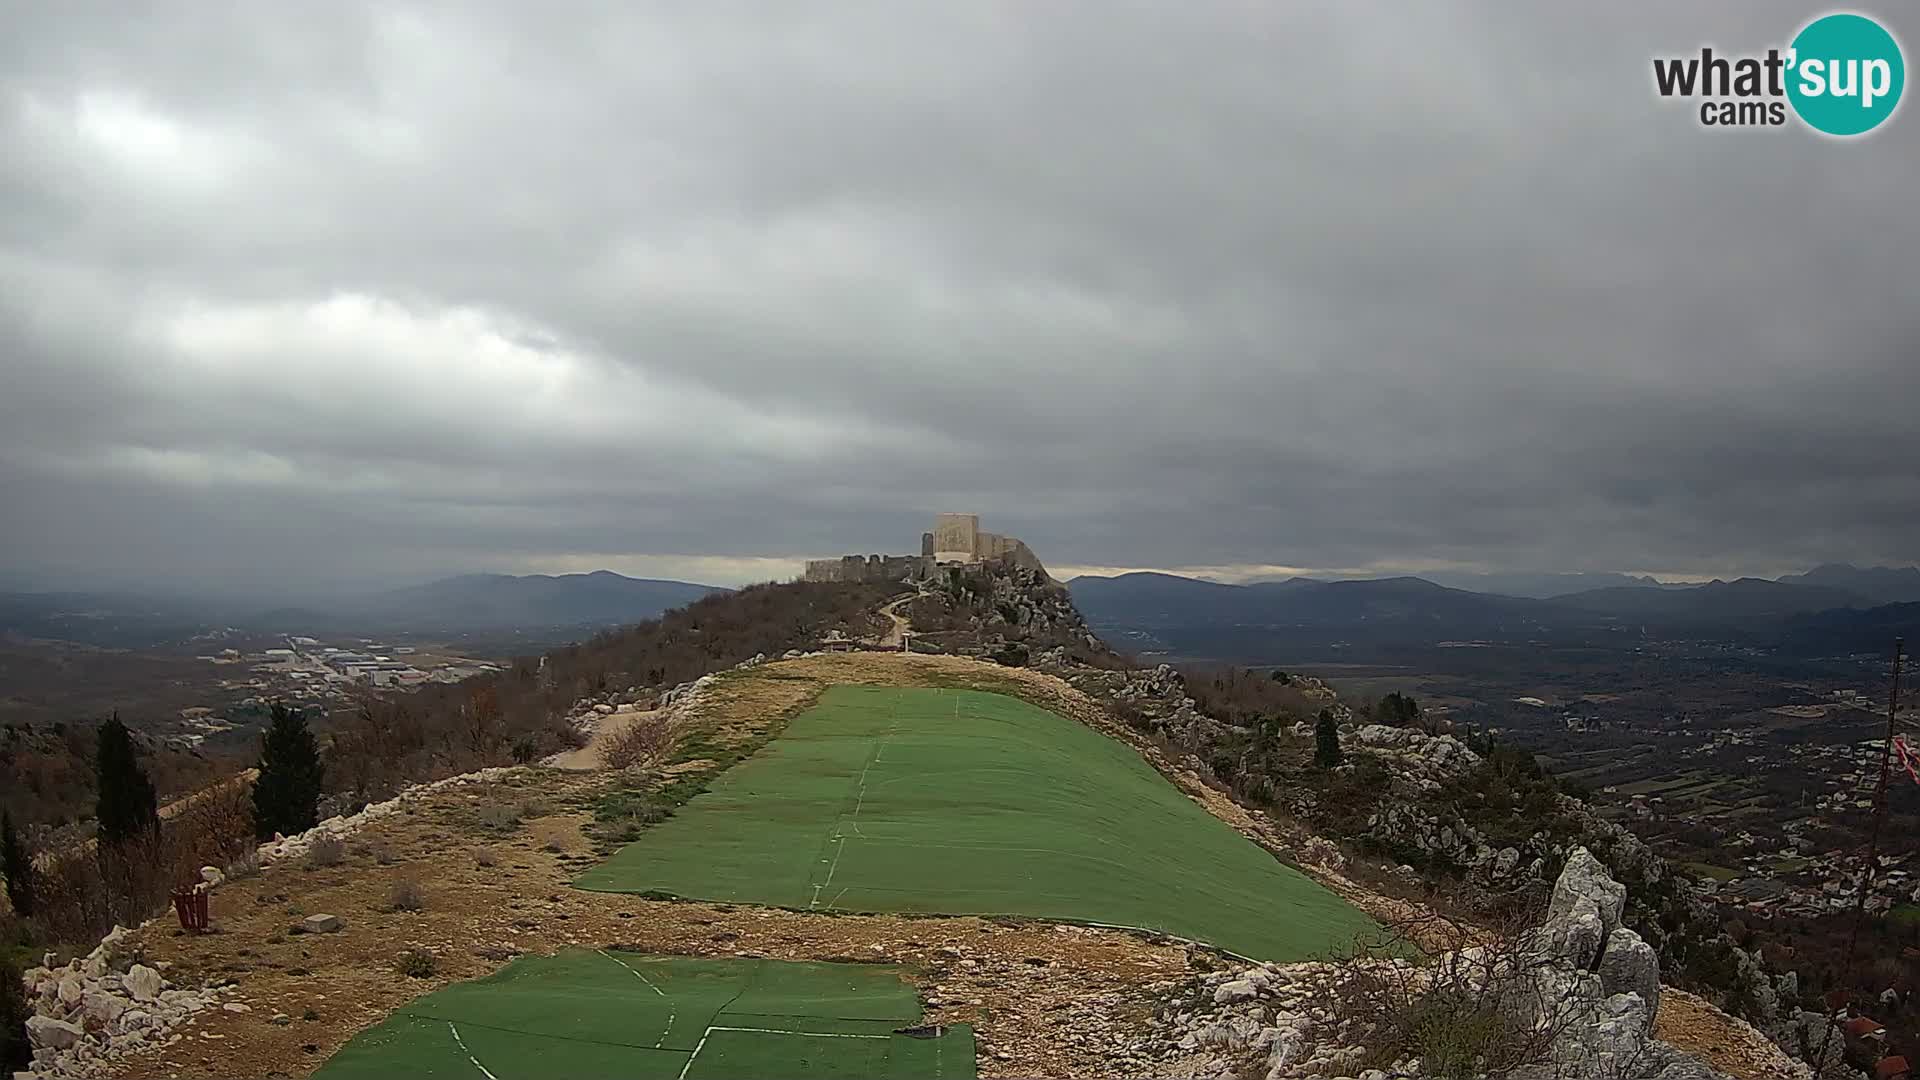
top-left (171, 885), bottom-right (210, 931)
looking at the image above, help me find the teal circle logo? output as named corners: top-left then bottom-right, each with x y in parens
top-left (1787, 13), bottom-right (1904, 135)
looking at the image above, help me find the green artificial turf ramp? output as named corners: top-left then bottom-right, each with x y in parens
top-left (577, 685), bottom-right (1375, 960)
top-left (313, 951), bottom-right (973, 1080)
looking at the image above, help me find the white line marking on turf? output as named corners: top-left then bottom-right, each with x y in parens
top-left (447, 1021), bottom-right (501, 1080)
top-left (679, 1021), bottom-right (897, 1075)
top-left (598, 950), bottom-right (675, 1048)
top-left (811, 706), bottom-right (897, 910)
top-left (708, 1026), bottom-right (892, 1038)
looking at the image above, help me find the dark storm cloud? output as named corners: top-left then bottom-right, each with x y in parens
top-left (1, 1), bottom-right (1915, 594)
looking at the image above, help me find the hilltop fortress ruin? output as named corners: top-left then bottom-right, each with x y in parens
top-left (803, 513), bottom-right (1049, 584)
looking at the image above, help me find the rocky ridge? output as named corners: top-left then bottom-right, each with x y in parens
top-left (1140, 850), bottom-right (1787, 1080)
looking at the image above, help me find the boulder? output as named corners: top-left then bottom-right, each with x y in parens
top-left (55, 977), bottom-right (83, 1008)
top-left (81, 990), bottom-right (127, 1023)
top-left (302, 913), bottom-right (345, 934)
top-left (25, 1016), bottom-right (83, 1051)
top-left (1548, 847), bottom-right (1626, 938)
top-left (124, 964), bottom-right (164, 1002)
top-left (1539, 895), bottom-right (1606, 970)
top-left (1494, 846), bottom-right (1521, 878)
top-left (1597, 927), bottom-right (1661, 1019)
top-left (1212, 978), bottom-right (1259, 1004)
top-left (200, 865), bottom-right (225, 888)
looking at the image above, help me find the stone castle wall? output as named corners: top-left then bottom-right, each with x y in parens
top-left (802, 553), bottom-right (930, 584)
top-left (804, 514), bottom-right (1048, 583)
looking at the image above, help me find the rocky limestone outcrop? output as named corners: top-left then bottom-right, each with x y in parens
top-left (1141, 849), bottom-right (1796, 1080)
top-left (16, 926), bottom-right (236, 1079)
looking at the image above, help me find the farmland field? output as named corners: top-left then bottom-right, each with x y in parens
top-left (577, 685), bottom-right (1375, 961)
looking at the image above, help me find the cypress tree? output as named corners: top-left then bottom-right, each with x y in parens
top-left (95, 714), bottom-right (159, 843)
top-left (1, 810), bottom-right (33, 917)
top-left (252, 703), bottom-right (325, 840)
top-left (0, 953), bottom-right (30, 1072)
top-left (1313, 708), bottom-right (1343, 769)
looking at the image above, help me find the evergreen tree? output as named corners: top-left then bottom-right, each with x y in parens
top-left (1, 810), bottom-right (33, 917)
top-left (1313, 708), bottom-right (1343, 769)
top-left (0, 953), bottom-right (30, 1072)
top-left (252, 703), bottom-right (325, 840)
top-left (94, 714), bottom-right (159, 844)
top-left (1373, 692), bottom-right (1422, 728)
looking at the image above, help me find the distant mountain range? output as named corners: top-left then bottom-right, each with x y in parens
top-left (1775, 564), bottom-right (1920, 605)
top-left (1070, 573), bottom-right (1550, 633)
top-left (1067, 563), bottom-right (1920, 656)
top-left (1, 571), bottom-right (726, 646)
top-left (257, 572), bottom-right (726, 633)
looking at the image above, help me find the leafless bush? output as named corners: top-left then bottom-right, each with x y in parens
top-left (31, 783), bottom-right (255, 947)
top-left (225, 849), bottom-right (261, 881)
top-left (388, 879), bottom-right (425, 912)
top-left (601, 715), bottom-right (676, 771)
top-left (304, 835), bottom-right (345, 869)
top-left (1310, 901), bottom-right (1590, 1080)
top-left (472, 847), bottom-right (497, 868)
top-left (476, 805), bottom-right (520, 831)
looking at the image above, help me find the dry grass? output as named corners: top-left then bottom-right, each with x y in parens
top-left (303, 835), bottom-right (345, 870)
top-left (387, 879), bottom-right (425, 913)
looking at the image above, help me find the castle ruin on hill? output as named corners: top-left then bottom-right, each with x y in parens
top-left (802, 513), bottom-right (1048, 584)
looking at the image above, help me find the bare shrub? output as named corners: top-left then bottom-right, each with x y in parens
top-left (475, 805), bottom-right (519, 831)
top-left (304, 835), bottom-right (345, 869)
top-left (369, 843), bottom-right (398, 866)
top-left (33, 782), bottom-right (255, 947)
top-left (388, 879), bottom-right (425, 913)
top-left (225, 849), bottom-right (261, 881)
top-left (601, 715), bottom-right (676, 771)
top-left (472, 847), bottom-right (497, 868)
top-left (1310, 902), bottom-right (1592, 1080)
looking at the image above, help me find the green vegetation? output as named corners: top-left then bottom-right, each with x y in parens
top-left (93, 715), bottom-right (158, 844)
top-left (395, 948), bottom-right (437, 978)
top-left (1685, 862), bottom-right (1740, 883)
top-left (253, 703), bottom-right (325, 840)
top-left (314, 951), bottom-right (973, 1080)
top-left (1, 811), bottom-right (34, 917)
top-left (578, 686), bottom-right (1375, 961)
top-left (1314, 709), bottom-right (1343, 768)
top-left (0, 953), bottom-right (28, 1072)
top-left (1373, 692), bottom-right (1423, 728)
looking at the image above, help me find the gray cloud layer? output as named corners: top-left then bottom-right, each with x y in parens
top-left (2, 2), bottom-right (1915, 596)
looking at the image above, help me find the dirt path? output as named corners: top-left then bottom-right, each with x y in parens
top-left (874, 592), bottom-right (915, 648)
top-left (1655, 987), bottom-right (1805, 1080)
top-left (548, 708), bottom-right (662, 770)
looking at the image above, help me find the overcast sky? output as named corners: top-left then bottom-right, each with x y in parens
top-left (2, 2), bottom-right (1915, 598)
